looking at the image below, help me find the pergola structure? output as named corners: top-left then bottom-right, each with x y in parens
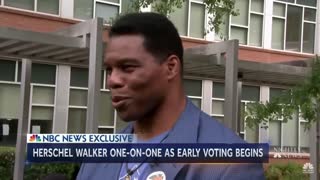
top-left (184, 41), bottom-right (310, 128)
top-left (0, 18), bottom-right (313, 180)
top-left (0, 18), bottom-right (104, 180)
top-left (184, 41), bottom-right (310, 132)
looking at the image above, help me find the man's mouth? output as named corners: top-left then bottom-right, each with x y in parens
top-left (111, 96), bottom-right (130, 108)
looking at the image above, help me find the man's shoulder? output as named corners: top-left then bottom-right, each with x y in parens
top-left (197, 110), bottom-right (246, 143)
top-left (184, 162), bottom-right (265, 180)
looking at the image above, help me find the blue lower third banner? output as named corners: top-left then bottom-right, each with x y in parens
top-left (27, 143), bottom-right (269, 163)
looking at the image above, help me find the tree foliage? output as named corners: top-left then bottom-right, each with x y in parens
top-left (119, 0), bottom-right (238, 35)
top-left (245, 57), bottom-right (320, 130)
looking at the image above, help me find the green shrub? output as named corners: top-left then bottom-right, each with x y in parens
top-left (0, 147), bottom-right (16, 180)
top-left (24, 163), bottom-right (80, 180)
top-left (265, 162), bottom-right (310, 180)
top-left (0, 147), bottom-right (80, 180)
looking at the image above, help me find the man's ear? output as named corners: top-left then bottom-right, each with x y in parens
top-left (164, 55), bottom-right (180, 80)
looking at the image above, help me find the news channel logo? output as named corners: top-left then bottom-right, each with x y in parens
top-left (28, 134), bottom-right (41, 142)
top-left (302, 162), bottom-right (314, 174)
top-left (27, 134), bottom-right (136, 143)
top-left (273, 152), bottom-right (314, 174)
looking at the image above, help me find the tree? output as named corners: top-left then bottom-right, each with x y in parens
top-left (245, 57), bottom-right (320, 178)
top-left (245, 57), bottom-right (319, 130)
top-left (118, 0), bottom-right (238, 36)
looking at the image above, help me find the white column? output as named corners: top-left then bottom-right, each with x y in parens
top-left (53, 65), bottom-right (71, 133)
top-left (259, 86), bottom-right (269, 143)
top-left (60, 0), bottom-right (74, 19)
top-left (314, 0), bottom-right (320, 54)
top-left (202, 80), bottom-right (213, 114)
top-left (263, 0), bottom-right (273, 49)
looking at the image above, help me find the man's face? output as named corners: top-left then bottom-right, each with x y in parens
top-left (105, 35), bottom-right (168, 122)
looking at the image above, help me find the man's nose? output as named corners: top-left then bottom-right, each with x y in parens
top-left (106, 70), bottom-right (124, 89)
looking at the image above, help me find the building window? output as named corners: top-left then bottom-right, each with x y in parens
top-left (0, 84), bottom-right (20, 120)
top-left (30, 106), bottom-right (53, 133)
top-left (4, 0), bottom-right (34, 10)
top-left (272, 1), bottom-right (316, 53)
top-left (278, 0), bottom-right (317, 7)
top-left (100, 69), bottom-right (119, 133)
top-left (31, 63), bottom-right (56, 84)
top-left (68, 90), bottom-right (116, 133)
top-left (211, 82), bottom-right (224, 122)
top-left (37, 0), bottom-right (59, 14)
top-left (74, 0), bottom-right (121, 23)
top-left (211, 83), bottom-right (260, 142)
top-left (239, 86), bottom-right (260, 142)
top-left (74, 0), bottom-right (94, 20)
top-left (70, 67), bottom-right (89, 88)
top-left (2, 0), bottom-right (60, 15)
top-left (31, 86), bottom-right (55, 133)
top-left (230, 0), bottom-right (250, 44)
top-left (70, 89), bottom-right (87, 106)
top-left (0, 60), bottom-right (57, 145)
top-left (29, 63), bottom-right (56, 134)
top-left (190, 2), bottom-right (206, 38)
top-left (0, 83), bottom-right (19, 146)
top-left (17, 63), bottom-right (56, 84)
top-left (95, 0), bottom-right (120, 23)
top-left (215, 14), bottom-right (229, 41)
top-left (169, 0), bottom-right (206, 39)
top-left (121, 0), bottom-right (134, 14)
top-left (100, 91), bottom-right (115, 127)
top-left (0, 60), bottom-right (16, 82)
top-left (68, 67), bottom-right (117, 133)
top-left (0, 119), bottom-right (18, 146)
top-left (32, 86), bottom-right (55, 104)
top-left (68, 108), bottom-right (86, 133)
top-left (231, 0), bottom-right (264, 46)
top-left (183, 79), bottom-right (202, 108)
top-left (0, 60), bottom-right (20, 146)
top-left (300, 121), bottom-right (310, 153)
top-left (268, 88), bottom-right (309, 153)
top-left (216, 0), bottom-right (264, 47)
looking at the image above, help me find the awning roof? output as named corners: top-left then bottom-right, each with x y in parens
top-left (184, 43), bottom-right (311, 86)
top-left (0, 25), bottom-right (89, 65)
top-left (0, 25), bottom-right (310, 87)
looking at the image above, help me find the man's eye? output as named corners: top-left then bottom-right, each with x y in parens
top-left (121, 65), bottom-right (136, 72)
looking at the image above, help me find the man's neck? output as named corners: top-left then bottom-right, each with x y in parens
top-left (133, 91), bottom-right (186, 140)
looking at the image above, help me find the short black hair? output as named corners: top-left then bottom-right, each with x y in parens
top-left (109, 12), bottom-right (183, 70)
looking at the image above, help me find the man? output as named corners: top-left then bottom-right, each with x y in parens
top-left (77, 12), bottom-right (264, 180)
